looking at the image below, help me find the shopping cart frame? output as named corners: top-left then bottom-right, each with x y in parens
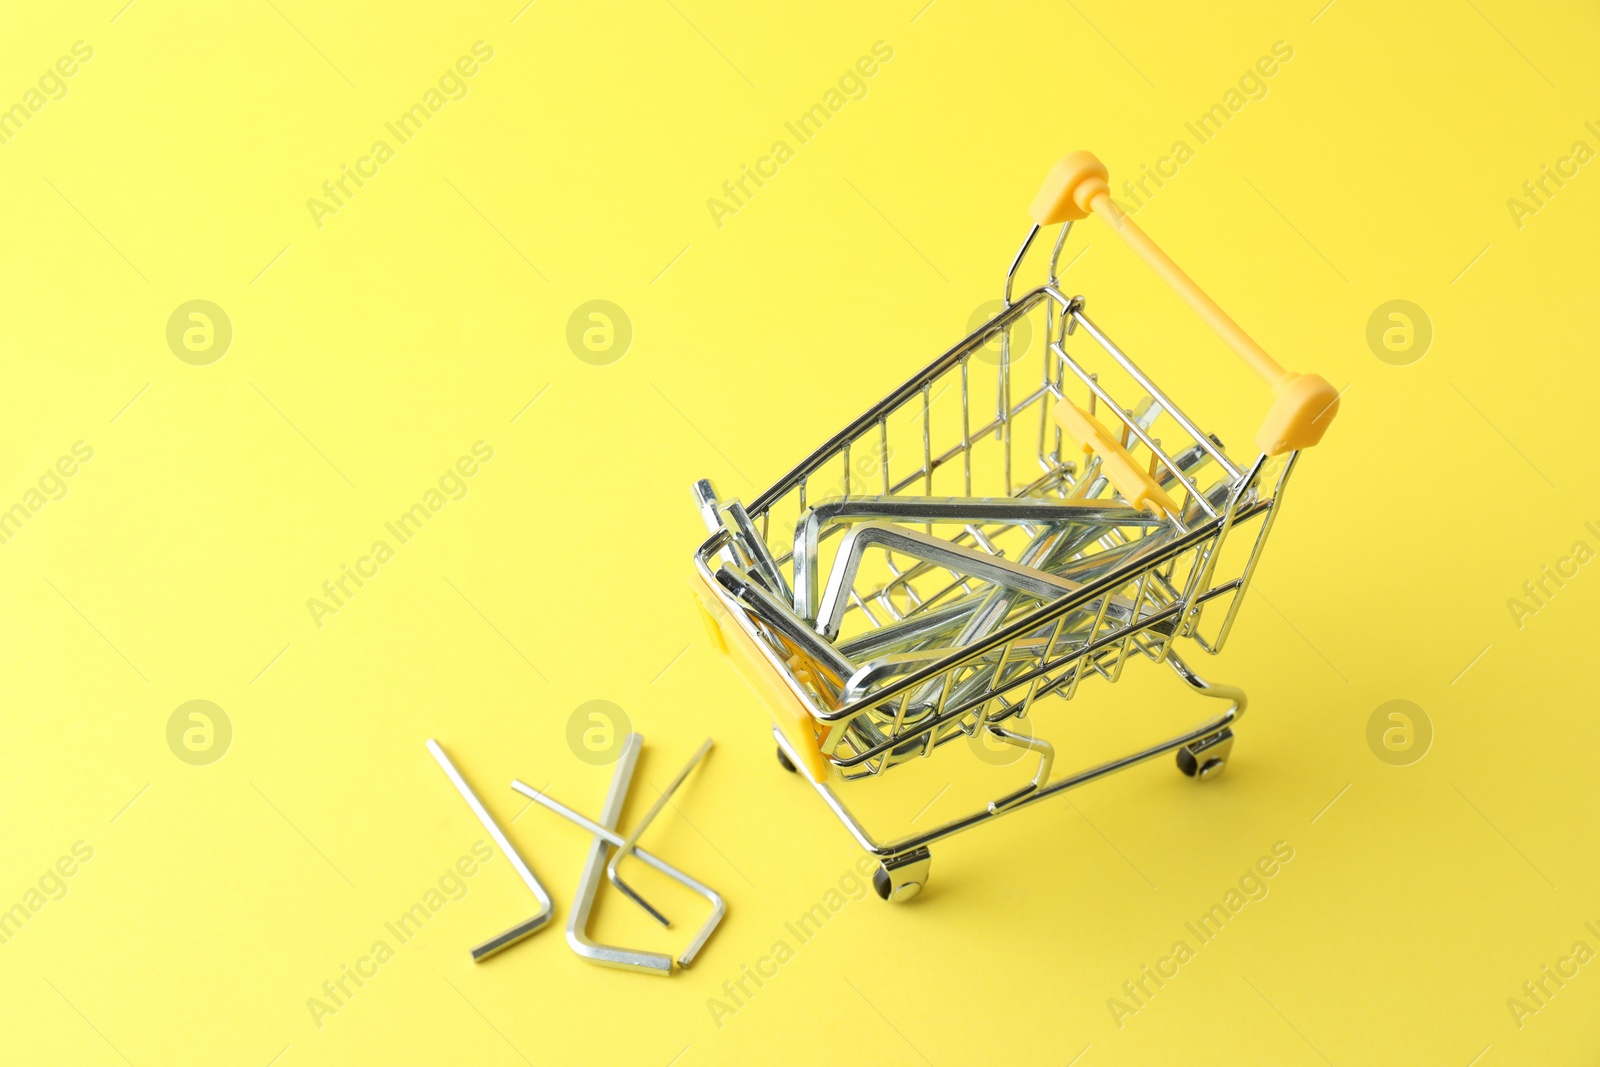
top-left (692, 151), bottom-right (1336, 901)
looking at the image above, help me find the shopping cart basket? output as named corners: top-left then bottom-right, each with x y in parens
top-left (691, 151), bottom-right (1339, 901)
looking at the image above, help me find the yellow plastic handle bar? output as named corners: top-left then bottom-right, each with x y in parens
top-left (1054, 399), bottom-right (1178, 518)
top-left (1030, 150), bottom-right (1339, 456)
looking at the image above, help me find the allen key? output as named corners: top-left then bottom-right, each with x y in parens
top-left (568, 733), bottom-right (675, 976)
top-left (606, 738), bottom-right (713, 928)
top-left (714, 563), bottom-right (856, 697)
top-left (814, 522), bottom-right (1140, 642)
top-left (426, 740), bottom-right (554, 961)
top-left (511, 776), bottom-right (725, 969)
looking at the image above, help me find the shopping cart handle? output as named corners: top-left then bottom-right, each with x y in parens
top-left (1030, 151), bottom-right (1339, 456)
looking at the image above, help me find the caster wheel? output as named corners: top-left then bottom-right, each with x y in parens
top-left (776, 745), bottom-right (798, 774)
top-left (1177, 728), bottom-right (1233, 780)
top-left (872, 847), bottom-right (932, 902)
top-left (873, 864), bottom-right (924, 902)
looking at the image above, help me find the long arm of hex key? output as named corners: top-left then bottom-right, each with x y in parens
top-left (714, 563), bottom-right (857, 698)
top-left (426, 740), bottom-right (554, 961)
top-left (511, 779), bottom-right (725, 968)
top-left (693, 481), bottom-right (794, 606)
top-left (792, 496), bottom-right (1161, 620)
top-left (835, 595), bottom-right (987, 660)
top-left (814, 522), bottom-right (1140, 643)
top-left (605, 738), bottom-right (713, 929)
top-left (567, 733), bottom-right (675, 975)
top-left (948, 515), bottom-right (1154, 652)
top-left (725, 501), bottom-right (791, 604)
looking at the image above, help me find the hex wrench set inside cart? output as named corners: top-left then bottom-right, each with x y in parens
top-left (690, 150), bottom-right (1340, 903)
top-left (427, 737), bottom-right (723, 975)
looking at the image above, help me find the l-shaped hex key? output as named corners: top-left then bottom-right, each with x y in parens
top-left (512, 775), bottom-right (725, 969)
top-left (567, 733), bottom-right (676, 975)
top-left (427, 739), bottom-right (554, 961)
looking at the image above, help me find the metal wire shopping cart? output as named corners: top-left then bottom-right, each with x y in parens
top-left (691, 151), bottom-right (1340, 902)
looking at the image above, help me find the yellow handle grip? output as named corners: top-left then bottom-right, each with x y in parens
top-left (1053, 399), bottom-right (1178, 518)
top-left (1030, 151), bottom-right (1339, 456)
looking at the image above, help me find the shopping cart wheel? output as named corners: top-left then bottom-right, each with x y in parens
top-left (1176, 728), bottom-right (1234, 780)
top-left (872, 847), bottom-right (932, 903)
top-left (776, 745), bottom-right (798, 774)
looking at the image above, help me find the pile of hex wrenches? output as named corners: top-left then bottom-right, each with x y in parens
top-left (425, 736), bottom-right (724, 976)
top-left (691, 434), bottom-right (1234, 719)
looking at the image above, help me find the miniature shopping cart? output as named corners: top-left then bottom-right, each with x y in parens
top-left (691, 151), bottom-right (1339, 902)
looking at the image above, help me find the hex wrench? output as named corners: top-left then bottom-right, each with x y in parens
top-left (714, 563), bottom-right (857, 697)
top-left (512, 778), bottom-right (725, 968)
top-left (693, 480), bottom-right (788, 601)
top-left (725, 500), bottom-right (792, 604)
top-left (792, 496), bottom-right (1160, 620)
top-left (426, 740), bottom-right (554, 961)
top-left (606, 738), bottom-right (714, 928)
top-left (840, 649), bottom-right (952, 706)
top-left (944, 513), bottom-right (1158, 653)
top-left (835, 595), bottom-right (988, 660)
top-left (567, 733), bottom-right (674, 976)
top-left (933, 525), bottom-right (1181, 710)
top-left (814, 522), bottom-right (1138, 643)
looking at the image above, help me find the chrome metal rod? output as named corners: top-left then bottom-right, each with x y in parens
top-left (567, 733), bottom-right (674, 975)
top-left (716, 563), bottom-right (857, 690)
top-left (727, 500), bottom-right (791, 604)
top-left (606, 738), bottom-right (714, 928)
top-left (426, 740), bottom-right (553, 961)
top-left (772, 650), bottom-right (1246, 858)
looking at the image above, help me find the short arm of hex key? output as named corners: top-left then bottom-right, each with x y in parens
top-left (567, 733), bottom-right (675, 975)
top-left (426, 740), bottom-right (554, 961)
top-left (512, 779), bottom-right (726, 968)
top-left (605, 738), bottom-right (713, 928)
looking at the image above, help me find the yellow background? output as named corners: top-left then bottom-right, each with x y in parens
top-left (2, 0), bottom-right (1597, 1063)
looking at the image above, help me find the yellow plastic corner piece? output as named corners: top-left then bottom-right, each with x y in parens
top-left (1029, 150), bottom-right (1110, 225)
top-left (689, 572), bottom-right (830, 783)
top-left (1255, 372), bottom-right (1341, 455)
top-left (1053, 398), bottom-right (1179, 518)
